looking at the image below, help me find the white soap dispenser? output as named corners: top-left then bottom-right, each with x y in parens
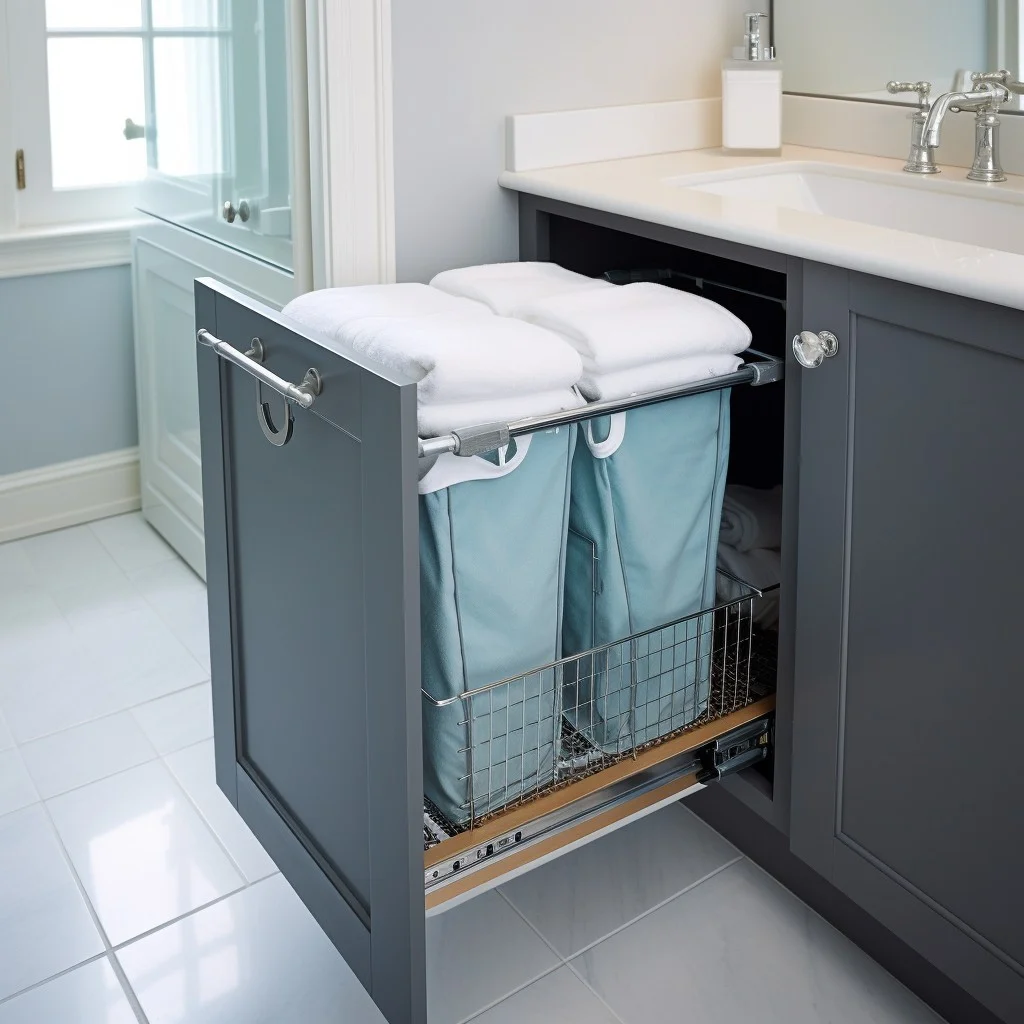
top-left (722, 11), bottom-right (782, 154)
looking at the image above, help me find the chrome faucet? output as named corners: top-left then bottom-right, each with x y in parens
top-left (921, 75), bottom-right (1011, 182)
top-left (886, 81), bottom-right (938, 174)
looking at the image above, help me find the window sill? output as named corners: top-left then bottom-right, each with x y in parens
top-left (0, 218), bottom-right (147, 280)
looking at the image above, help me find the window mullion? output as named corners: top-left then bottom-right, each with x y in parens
top-left (141, 0), bottom-right (158, 170)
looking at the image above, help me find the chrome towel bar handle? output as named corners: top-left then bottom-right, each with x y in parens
top-left (196, 329), bottom-right (322, 410)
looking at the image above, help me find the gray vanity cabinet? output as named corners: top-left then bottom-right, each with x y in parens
top-left (791, 263), bottom-right (1024, 1022)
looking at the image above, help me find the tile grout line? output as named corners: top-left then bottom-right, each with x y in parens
top-left (503, 854), bottom-right (745, 1024)
top-left (9, 677), bottom-right (211, 751)
top-left (557, 856), bottom-right (747, 1020)
top-left (456, 961), bottom-right (567, 1024)
top-left (106, 955), bottom-right (153, 1024)
top-left (130, 565), bottom-right (212, 672)
top-left (496, 851), bottom-right (744, 968)
top-left (32, 798), bottom-right (153, 1023)
top-left (443, 890), bottom-right (568, 1023)
top-left (86, 517), bottom-right (180, 577)
top-left (5, 731), bottom-right (217, 811)
top-left (464, 891), bottom-right (635, 1024)
top-left (0, 735), bottom-right (221, 817)
top-left (455, 845), bottom-right (747, 1022)
top-left (561, 959), bottom-right (629, 1024)
top-left (0, 951), bottom-right (109, 1009)
top-left (10, 778), bottom-right (250, 1019)
top-left (565, 853), bottom-right (744, 961)
top-left (159, 752), bottom-right (262, 888)
top-left (108, 881), bottom-right (255, 955)
top-left (496, 888), bottom-right (572, 965)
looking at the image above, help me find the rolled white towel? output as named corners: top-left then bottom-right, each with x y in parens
top-left (717, 544), bottom-right (782, 630)
top-left (517, 281), bottom-right (752, 376)
top-left (579, 353), bottom-right (743, 402)
top-left (720, 485), bottom-right (784, 552)
top-left (430, 261), bottom-right (612, 316)
top-left (284, 282), bottom-right (489, 332)
top-left (285, 287), bottom-right (582, 403)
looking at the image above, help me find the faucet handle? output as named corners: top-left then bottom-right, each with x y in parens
top-left (887, 81), bottom-right (932, 108)
top-left (972, 69), bottom-right (1012, 86)
top-left (970, 69), bottom-right (1024, 96)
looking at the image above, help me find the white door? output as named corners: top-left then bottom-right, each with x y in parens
top-left (123, 0), bottom-right (305, 572)
top-left (133, 221), bottom-right (294, 578)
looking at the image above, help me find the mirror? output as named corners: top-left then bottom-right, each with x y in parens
top-left (772, 1), bottom-right (1024, 112)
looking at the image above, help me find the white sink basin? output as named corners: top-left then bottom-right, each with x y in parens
top-left (667, 163), bottom-right (1024, 256)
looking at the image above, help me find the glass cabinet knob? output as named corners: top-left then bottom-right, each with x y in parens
top-left (222, 200), bottom-right (251, 224)
top-left (793, 330), bottom-right (839, 369)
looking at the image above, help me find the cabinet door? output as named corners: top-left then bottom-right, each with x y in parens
top-left (137, 0), bottom-right (294, 269)
top-left (133, 225), bottom-right (294, 576)
top-left (791, 264), bottom-right (1024, 1023)
top-left (195, 279), bottom-right (426, 1024)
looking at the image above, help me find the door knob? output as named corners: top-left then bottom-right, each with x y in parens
top-left (793, 330), bottom-right (839, 369)
top-left (222, 200), bottom-right (251, 224)
top-left (123, 118), bottom-right (147, 140)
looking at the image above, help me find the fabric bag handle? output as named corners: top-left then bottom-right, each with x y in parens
top-left (418, 433), bottom-right (533, 495)
top-left (583, 413), bottom-right (627, 459)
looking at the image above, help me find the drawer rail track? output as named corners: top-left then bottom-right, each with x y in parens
top-left (423, 712), bottom-right (772, 892)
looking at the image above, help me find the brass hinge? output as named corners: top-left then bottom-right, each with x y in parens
top-left (15, 149), bottom-right (25, 190)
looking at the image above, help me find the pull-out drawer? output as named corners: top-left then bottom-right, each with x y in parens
top-left (195, 278), bottom-right (784, 1024)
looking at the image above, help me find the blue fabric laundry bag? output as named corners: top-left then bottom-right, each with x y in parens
top-left (420, 426), bottom-right (576, 825)
top-left (561, 392), bottom-right (731, 753)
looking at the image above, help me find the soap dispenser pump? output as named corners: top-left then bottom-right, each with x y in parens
top-left (722, 11), bottom-right (782, 154)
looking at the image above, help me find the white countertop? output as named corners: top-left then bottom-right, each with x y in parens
top-left (499, 145), bottom-right (1024, 312)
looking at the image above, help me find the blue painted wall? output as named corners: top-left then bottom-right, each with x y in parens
top-left (0, 265), bottom-right (137, 476)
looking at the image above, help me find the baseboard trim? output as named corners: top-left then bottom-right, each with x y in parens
top-left (0, 447), bottom-right (141, 543)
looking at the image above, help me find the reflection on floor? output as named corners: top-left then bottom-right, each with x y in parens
top-left (0, 515), bottom-right (944, 1023)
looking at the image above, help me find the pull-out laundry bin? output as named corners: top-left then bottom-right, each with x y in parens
top-left (420, 426), bottom-right (576, 825)
top-left (561, 392), bottom-right (731, 753)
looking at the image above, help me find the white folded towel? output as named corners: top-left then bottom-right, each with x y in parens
top-left (717, 544), bottom-right (782, 629)
top-left (284, 285), bottom-right (586, 435)
top-left (579, 353), bottom-right (743, 402)
top-left (430, 261), bottom-right (612, 316)
top-left (339, 314), bottom-right (583, 405)
top-left (418, 390), bottom-right (585, 437)
top-left (720, 485), bottom-right (784, 552)
top-left (517, 281), bottom-right (752, 376)
top-left (283, 282), bottom-right (489, 333)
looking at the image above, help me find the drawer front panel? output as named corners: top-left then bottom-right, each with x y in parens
top-left (195, 279), bottom-right (426, 1024)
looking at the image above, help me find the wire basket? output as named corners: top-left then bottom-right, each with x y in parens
top-left (422, 571), bottom-right (777, 835)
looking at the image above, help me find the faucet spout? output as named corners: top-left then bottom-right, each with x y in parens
top-left (922, 87), bottom-right (1005, 148)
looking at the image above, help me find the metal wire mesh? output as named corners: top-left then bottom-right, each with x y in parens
top-left (422, 573), bottom-right (776, 837)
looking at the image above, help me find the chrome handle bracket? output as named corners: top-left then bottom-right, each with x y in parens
top-left (197, 329), bottom-right (322, 447)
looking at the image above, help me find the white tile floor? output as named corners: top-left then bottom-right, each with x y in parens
top-left (0, 514), bottom-right (946, 1023)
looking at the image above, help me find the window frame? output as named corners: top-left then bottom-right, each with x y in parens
top-left (3, 0), bottom-right (232, 229)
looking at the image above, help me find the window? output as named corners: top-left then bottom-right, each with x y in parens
top-left (2, 0), bottom-right (228, 227)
